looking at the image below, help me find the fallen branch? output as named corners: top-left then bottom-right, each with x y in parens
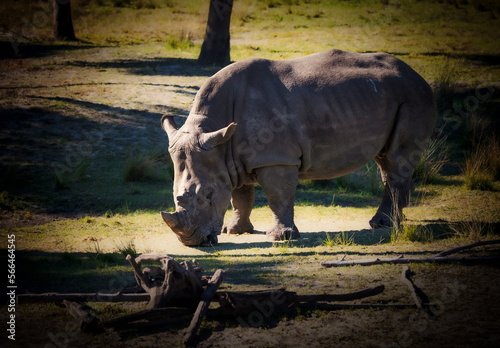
top-left (434, 239), bottom-right (500, 257)
top-left (321, 240), bottom-right (500, 267)
top-left (19, 285), bottom-right (385, 308)
top-left (296, 285), bottom-right (385, 303)
top-left (211, 285), bottom-right (385, 317)
top-left (401, 266), bottom-right (435, 320)
top-left (184, 269), bottom-right (226, 346)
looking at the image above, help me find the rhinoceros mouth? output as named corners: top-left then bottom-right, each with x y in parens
top-left (179, 223), bottom-right (221, 246)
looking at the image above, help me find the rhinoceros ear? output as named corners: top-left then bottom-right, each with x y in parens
top-left (200, 122), bottom-right (237, 150)
top-left (161, 114), bottom-right (178, 140)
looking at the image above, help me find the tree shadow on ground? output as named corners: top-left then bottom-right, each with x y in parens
top-left (0, 102), bottom-right (174, 218)
top-left (67, 57), bottom-right (221, 77)
top-left (0, 41), bottom-right (103, 59)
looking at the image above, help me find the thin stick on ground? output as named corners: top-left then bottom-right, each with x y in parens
top-left (434, 239), bottom-right (500, 257)
top-left (401, 266), bottom-right (435, 320)
top-left (321, 239), bottom-right (500, 267)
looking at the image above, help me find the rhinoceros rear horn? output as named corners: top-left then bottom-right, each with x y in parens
top-left (161, 114), bottom-right (178, 140)
top-left (200, 122), bottom-right (237, 150)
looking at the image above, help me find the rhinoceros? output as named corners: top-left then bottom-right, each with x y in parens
top-left (160, 49), bottom-right (436, 246)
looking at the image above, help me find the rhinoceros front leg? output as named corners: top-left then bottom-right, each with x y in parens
top-left (256, 166), bottom-right (300, 241)
top-left (222, 185), bottom-right (255, 235)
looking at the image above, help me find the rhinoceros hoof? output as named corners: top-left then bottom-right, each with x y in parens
top-left (369, 214), bottom-right (393, 229)
top-left (222, 221), bottom-right (254, 235)
top-left (201, 233), bottom-right (218, 246)
top-left (266, 226), bottom-right (300, 241)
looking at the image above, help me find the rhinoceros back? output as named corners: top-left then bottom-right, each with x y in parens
top-left (190, 49), bottom-right (435, 183)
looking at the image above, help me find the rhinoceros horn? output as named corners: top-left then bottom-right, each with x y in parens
top-left (161, 211), bottom-right (180, 231)
top-left (161, 114), bottom-right (178, 139)
top-left (199, 122), bottom-right (237, 150)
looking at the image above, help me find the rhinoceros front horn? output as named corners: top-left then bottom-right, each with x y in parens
top-left (161, 211), bottom-right (180, 231)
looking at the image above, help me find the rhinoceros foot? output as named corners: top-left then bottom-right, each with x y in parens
top-left (266, 225), bottom-right (300, 241)
top-left (199, 232), bottom-right (218, 246)
top-left (222, 220), bottom-right (254, 235)
top-left (369, 213), bottom-right (393, 229)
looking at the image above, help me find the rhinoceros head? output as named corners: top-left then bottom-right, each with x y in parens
top-left (160, 115), bottom-right (236, 246)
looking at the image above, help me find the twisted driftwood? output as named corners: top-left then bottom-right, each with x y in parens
top-left (126, 253), bottom-right (203, 309)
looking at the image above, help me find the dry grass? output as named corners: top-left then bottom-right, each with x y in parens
top-left (450, 217), bottom-right (495, 241)
top-left (463, 113), bottom-right (500, 190)
top-left (124, 147), bottom-right (172, 182)
top-left (413, 132), bottom-right (449, 185)
top-left (464, 138), bottom-right (500, 190)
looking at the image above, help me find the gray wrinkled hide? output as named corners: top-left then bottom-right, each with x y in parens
top-left (161, 49), bottom-right (436, 246)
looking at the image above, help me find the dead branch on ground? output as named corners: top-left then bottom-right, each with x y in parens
top-left (321, 240), bottom-right (500, 267)
top-left (401, 267), bottom-right (435, 320)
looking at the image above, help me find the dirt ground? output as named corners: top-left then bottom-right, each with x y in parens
top-left (10, 260), bottom-right (500, 348)
top-left (1, 42), bottom-right (500, 348)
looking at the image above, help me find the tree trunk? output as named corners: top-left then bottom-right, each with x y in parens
top-left (53, 0), bottom-right (76, 41)
top-left (198, 0), bottom-right (233, 66)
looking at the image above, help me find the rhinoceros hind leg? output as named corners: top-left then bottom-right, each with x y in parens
top-left (370, 167), bottom-right (412, 229)
top-left (223, 185), bottom-right (255, 235)
top-left (256, 166), bottom-right (300, 241)
top-left (371, 102), bottom-right (428, 229)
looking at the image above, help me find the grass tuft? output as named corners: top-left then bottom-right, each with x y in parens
top-left (54, 156), bottom-right (91, 190)
top-left (433, 58), bottom-right (461, 103)
top-left (391, 222), bottom-right (434, 243)
top-left (104, 210), bottom-right (114, 218)
top-left (82, 216), bottom-right (95, 224)
top-left (463, 133), bottom-right (499, 191)
top-left (92, 241), bottom-right (119, 268)
top-left (166, 33), bottom-right (195, 51)
top-left (413, 131), bottom-right (449, 184)
top-left (116, 240), bottom-right (138, 258)
top-left (450, 218), bottom-right (494, 241)
top-left (322, 231), bottom-right (355, 247)
top-left (124, 147), bottom-right (172, 182)
top-left (124, 153), bottom-right (158, 182)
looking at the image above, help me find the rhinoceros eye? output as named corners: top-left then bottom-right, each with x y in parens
top-left (176, 194), bottom-right (191, 206)
top-left (202, 187), bottom-right (214, 201)
top-left (206, 191), bottom-right (213, 201)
